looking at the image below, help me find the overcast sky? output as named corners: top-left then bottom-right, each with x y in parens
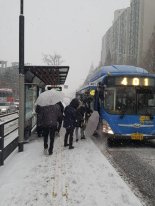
top-left (0, 0), bottom-right (130, 93)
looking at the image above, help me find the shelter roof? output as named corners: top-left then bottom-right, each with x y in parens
top-left (24, 65), bottom-right (69, 85)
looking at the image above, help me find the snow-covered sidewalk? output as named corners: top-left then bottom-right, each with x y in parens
top-left (0, 131), bottom-right (143, 206)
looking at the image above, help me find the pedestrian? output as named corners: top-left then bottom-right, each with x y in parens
top-left (93, 82), bottom-right (103, 137)
top-left (41, 103), bottom-right (62, 155)
top-left (56, 101), bottom-right (64, 136)
top-left (83, 97), bottom-right (93, 124)
top-left (35, 104), bottom-right (43, 137)
top-left (63, 98), bottom-right (80, 149)
top-left (75, 101), bottom-right (86, 141)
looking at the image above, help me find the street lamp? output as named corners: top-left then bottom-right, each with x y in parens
top-left (18, 0), bottom-right (25, 152)
top-left (20, 0), bottom-right (23, 14)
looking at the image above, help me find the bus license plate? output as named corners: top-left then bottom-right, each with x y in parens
top-left (131, 133), bottom-right (143, 140)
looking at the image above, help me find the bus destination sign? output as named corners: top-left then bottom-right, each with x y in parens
top-left (106, 76), bottom-right (155, 87)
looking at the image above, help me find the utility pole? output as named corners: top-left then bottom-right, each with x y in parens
top-left (18, 0), bottom-right (25, 152)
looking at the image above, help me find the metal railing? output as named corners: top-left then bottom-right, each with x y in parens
top-left (0, 112), bottom-right (19, 166)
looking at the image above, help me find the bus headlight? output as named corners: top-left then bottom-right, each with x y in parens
top-left (102, 120), bottom-right (114, 134)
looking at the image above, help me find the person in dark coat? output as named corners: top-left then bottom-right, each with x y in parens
top-left (56, 101), bottom-right (64, 136)
top-left (41, 103), bottom-right (62, 155)
top-left (35, 105), bottom-right (43, 137)
top-left (63, 98), bottom-right (79, 149)
top-left (93, 82), bottom-right (104, 137)
top-left (83, 97), bottom-right (93, 124)
top-left (75, 102), bottom-right (86, 141)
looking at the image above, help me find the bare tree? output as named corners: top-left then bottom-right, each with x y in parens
top-left (43, 53), bottom-right (64, 66)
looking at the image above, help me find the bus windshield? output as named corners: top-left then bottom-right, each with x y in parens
top-left (104, 86), bottom-right (155, 115)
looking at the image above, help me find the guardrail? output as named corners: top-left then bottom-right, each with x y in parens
top-left (0, 113), bottom-right (19, 166)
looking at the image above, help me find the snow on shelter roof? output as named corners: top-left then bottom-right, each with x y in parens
top-left (24, 65), bottom-right (69, 85)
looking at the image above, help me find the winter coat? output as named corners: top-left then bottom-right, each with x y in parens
top-left (94, 89), bottom-right (100, 112)
top-left (63, 98), bottom-right (79, 129)
top-left (56, 101), bottom-right (64, 122)
top-left (41, 104), bottom-right (62, 127)
top-left (70, 98), bottom-right (79, 109)
top-left (85, 102), bottom-right (93, 121)
top-left (35, 105), bottom-right (42, 127)
top-left (56, 101), bottom-right (64, 114)
top-left (75, 106), bottom-right (86, 127)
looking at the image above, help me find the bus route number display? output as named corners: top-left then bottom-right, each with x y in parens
top-left (106, 76), bottom-right (155, 86)
top-left (121, 77), bottom-right (148, 86)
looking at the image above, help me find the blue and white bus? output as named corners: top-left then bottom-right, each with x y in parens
top-left (77, 65), bottom-right (155, 144)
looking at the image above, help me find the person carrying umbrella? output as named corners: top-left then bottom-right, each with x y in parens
top-left (35, 89), bottom-right (63, 155)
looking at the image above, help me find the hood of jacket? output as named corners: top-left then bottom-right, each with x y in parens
top-left (70, 98), bottom-right (79, 109)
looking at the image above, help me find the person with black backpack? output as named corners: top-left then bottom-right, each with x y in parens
top-left (63, 98), bottom-right (79, 149)
top-left (41, 103), bottom-right (62, 155)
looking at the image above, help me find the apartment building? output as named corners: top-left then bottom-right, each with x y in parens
top-left (101, 7), bottom-right (130, 65)
top-left (137, 0), bottom-right (155, 64)
top-left (101, 0), bottom-right (155, 66)
top-left (112, 8), bottom-right (130, 64)
top-left (101, 27), bottom-right (113, 65)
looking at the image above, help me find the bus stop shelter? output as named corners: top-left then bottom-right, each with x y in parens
top-left (19, 65), bottom-right (69, 151)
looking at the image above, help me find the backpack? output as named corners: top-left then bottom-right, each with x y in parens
top-left (41, 104), bottom-right (62, 127)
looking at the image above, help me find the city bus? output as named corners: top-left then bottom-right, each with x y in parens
top-left (0, 88), bottom-right (14, 102)
top-left (77, 65), bottom-right (155, 144)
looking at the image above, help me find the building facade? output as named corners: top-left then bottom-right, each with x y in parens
top-left (101, 0), bottom-right (155, 67)
top-left (137, 0), bottom-right (155, 64)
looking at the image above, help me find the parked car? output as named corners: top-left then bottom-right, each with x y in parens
top-left (0, 102), bottom-right (17, 114)
top-left (13, 101), bottom-right (19, 110)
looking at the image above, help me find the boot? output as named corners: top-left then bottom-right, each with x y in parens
top-left (49, 151), bottom-right (53, 155)
top-left (69, 146), bottom-right (74, 149)
top-left (48, 147), bottom-right (53, 155)
top-left (81, 135), bottom-right (86, 140)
